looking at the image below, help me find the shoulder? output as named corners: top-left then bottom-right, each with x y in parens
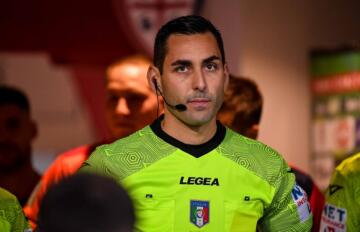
top-left (290, 165), bottom-right (314, 197)
top-left (221, 128), bottom-right (284, 160)
top-left (0, 188), bottom-right (17, 203)
top-left (336, 153), bottom-right (360, 178)
top-left (85, 126), bottom-right (175, 179)
top-left (331, 153), bottom-right (360, 195)
top-left (220, 129), bottom-right (290, 187)
top-left (0, 188), bottom-right (30, 231)
top-left (55, 144), bottom-right (92, 166)
top-left (0, 187), bottom-right (22, 213)
top-left (91, 126), bottom-right (160, 158)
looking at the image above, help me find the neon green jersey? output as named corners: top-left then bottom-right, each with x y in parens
top-left (0, 187), bottom-right (31, 232)
top-left (81, 119), bottom-right (312, 231)
top-left (320, 153), bottom-right (360, 232)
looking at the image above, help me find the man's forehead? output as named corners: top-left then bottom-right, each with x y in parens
top-left (165, 32), bottom-right (222, 62)
top-left (106, 63), bottom-right (151, 94)
top-left (108, 62), bottom-right (148, 79)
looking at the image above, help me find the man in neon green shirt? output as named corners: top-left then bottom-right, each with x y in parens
top-left (81, 15), bottom-right (312, 231)
top-left (320, 153), bottom-right (360, 231)
top-left (0, 187), bottom-right (31, 232)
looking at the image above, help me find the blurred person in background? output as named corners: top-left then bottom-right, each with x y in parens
top-left (0, 187), bottom-right (31, 232)
top-left (218, 74), bottom-right (324, 232)
top-left (320, 153), bottom-right (360, 231)
top-left (37, 173), bottom-right (134, 232)
top-left (0, 85), bottom-right (40, 206)
top-left (24, 55), bottom-right (159, 228)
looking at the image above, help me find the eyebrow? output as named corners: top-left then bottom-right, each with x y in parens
top-left (107, 88), bottom-right (148, 96)
top-left (203, 55), bottom-right (221, 63)
top-left (170, 55), bottom-right (221, 67)
top-left (171, 60), bottom-right (192, 67)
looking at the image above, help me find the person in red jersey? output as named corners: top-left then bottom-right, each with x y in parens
top-left (24, 55), bottom-right (160, 229)
top-left (217, 75), bottom-right (324, 232)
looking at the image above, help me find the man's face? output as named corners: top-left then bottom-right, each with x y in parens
top-left (105, 62), bottom-right (158, 139)
top-left (160, 32), bottom-right (228, 127)
top-left (0, 104), bottom-right (36, 173)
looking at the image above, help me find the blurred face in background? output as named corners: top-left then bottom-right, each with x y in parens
top-left (105, 60), bottom-right (158, 139)
top-left (0, 104), bottom-right (37, 173)
top-left (218, 110), bottom-right (259, 140)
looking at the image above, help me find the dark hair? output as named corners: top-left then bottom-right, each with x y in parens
top-left (220, 75), bottom-right (263, 135)
top-left (153, 15), bottom-right (226, 73)
top-left (0, 85), bottom-right (30, 113)
top-left (37, 173), bottom-right (135, 232)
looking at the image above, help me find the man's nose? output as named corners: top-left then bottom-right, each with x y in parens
top-left (115, 98), bottom-right (130, 115)
top-left (192, 70), bottom-right (207, 91)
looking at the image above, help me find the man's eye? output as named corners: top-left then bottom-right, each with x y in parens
top-left (127, 95), bottom-right (146, 104)
top-left (205, 63), bottom-right (217, 71)
top-left (107, 95), bottom-right (119, 104)
top-left (174, 65), bottom-right (188, 73)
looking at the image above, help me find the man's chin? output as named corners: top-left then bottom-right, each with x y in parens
top-left (0, 149), bottom-right (31, 173)
top-left (0, 161), bottom-right (24, 173)
top-left (0, 153), bottom-right (17, 166)
top-left (181, 112), bottom-right (214, 127)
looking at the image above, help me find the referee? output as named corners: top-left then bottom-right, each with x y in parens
top-left (81, 15), bottom-right (312, 231)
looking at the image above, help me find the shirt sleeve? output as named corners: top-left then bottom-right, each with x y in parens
top-left (1, 194), bottom-right (31, 232)
top-left (12, 202), bottom-right (31, 232)
top-left (258, 160), bottom-right (313, 231)
top-left (78, 145), bottom-right (107, 175)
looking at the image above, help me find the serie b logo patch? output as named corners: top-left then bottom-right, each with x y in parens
top-left (190, 200), bottom-right (209, 228)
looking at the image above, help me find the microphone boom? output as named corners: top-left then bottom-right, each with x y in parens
top-left (153, 80), bottom-right (187, 111)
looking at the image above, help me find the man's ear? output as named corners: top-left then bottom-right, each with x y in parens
top-left (30, 120), bottom-right (38, 141)
top-left (147, 65), bottom-right (161, 95)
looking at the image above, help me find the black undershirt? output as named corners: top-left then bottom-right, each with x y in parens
top-left (150, 115), bottom-right (226, 158)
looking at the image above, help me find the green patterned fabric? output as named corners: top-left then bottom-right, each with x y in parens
top-left (320, 153), bottom-right (360, 232)
top-left (81, 126), bottom-right (312, 231)
top-left (0, 188), bottom-right (31, 232)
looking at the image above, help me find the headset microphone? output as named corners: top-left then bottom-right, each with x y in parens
top-left (174, 103), bottom-right (187, 111)
top-left (152, 79), bottom-right (187, 111)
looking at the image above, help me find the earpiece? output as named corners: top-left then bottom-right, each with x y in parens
top-left (152, 79), bottom-right (159, 91)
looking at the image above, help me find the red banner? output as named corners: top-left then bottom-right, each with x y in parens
top-left (311, 71), bottom-right (360, 95)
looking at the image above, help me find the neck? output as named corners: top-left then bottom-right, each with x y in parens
top-left (162, 111), bottom-right (217, 145)
top-left (0, 162), bottom-right (39, 204)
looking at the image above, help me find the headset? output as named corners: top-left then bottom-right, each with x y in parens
top-left (152, 79), bottom-right (187, 111)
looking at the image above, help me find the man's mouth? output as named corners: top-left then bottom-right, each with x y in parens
top-left (188, 98), bottom-right (211, 108)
